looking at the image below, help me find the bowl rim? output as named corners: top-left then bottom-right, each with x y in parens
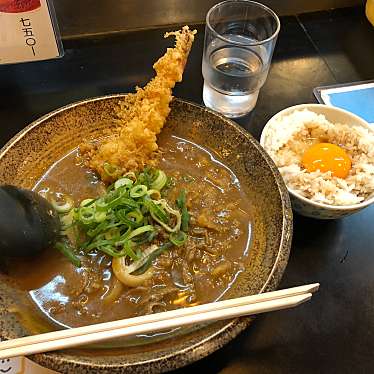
top-left (260, 103), bottom-right (374, 211)
top-left (0, 94), bottom-right (293, 372)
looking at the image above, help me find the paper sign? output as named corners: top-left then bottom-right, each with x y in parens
top-left (0, 357), bottom-right (58, 374)
top-left (315, 81), bottom-right (374, 125)
top-left (0, 0), bottom-right (63, 64)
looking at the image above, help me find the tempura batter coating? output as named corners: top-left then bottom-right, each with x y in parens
top-left (81, 26), bottom-right (196, 182)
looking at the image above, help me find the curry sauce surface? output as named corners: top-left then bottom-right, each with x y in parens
top-left (10, 136), bottom-right (252, 328)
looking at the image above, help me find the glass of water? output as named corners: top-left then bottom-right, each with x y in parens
top-left (202, 0), bottom-right (280, 118)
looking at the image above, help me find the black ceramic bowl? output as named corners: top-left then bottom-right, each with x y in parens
top-left (0, 96), bottom-right (292, 373)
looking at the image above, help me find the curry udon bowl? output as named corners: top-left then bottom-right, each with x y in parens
top-left (0, 95), bottom-right (292, 373)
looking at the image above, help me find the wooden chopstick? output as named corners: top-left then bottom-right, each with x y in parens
top-left (0, 283), bottom-right (319, 350)
top-left (0, 283), bottom-right (319, 359)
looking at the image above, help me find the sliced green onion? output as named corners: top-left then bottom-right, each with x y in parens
top-left (103, 162), bottom-right (119, 177)
top-left (169, 231), bottom-right (188, 246)
top-left (96, 244), bottom-right (121, 257)
top-left (114, 178), bottom-right (133, 190)
top-left (176, 189), bottom-right (190, 232)
top-left (80, 198), bottom-right (94, 207)
top-left (87, 220), bottom-right (119, 238)
top-left (151, 170), bottom-right (167, 191)
top-left (79, 206), bottom-right (96, 225)
top-left (56, 169), bottom-right (187, 266)
top-left (93, 239), bottom-right (137, 259)
top-left (104, 228), bottom-right (121, 240)
top-left (135, 248), bottom-right (142, 259)
top-left (85, 238), bottom-right (115, 251)
top-left (113, 226), bottom-right (132, 244)
top-left (132, 230), bottom-right (157, 245)
top-left (137, 168), bottom-right (154, 188)
top-left (116, 209), bottom-right (139, 228)
top-left (113, 244), bottom-right (160, 282)
top-left (126, 210), bottom-right (144, 225)
top-left (145, 199), bottom-right (169, 224)
top-left (122, 239), bottom-right (138, 260)
top-left (147, 189), bottom-right (161, 200)
top-left (55, 241), bottom-right (81, 267)
top-left (180, 209), bottom-right (189, 232)
top-left (132, 242), bottom-right (174, 275)
top-left (95, 197), bottom-right (110, 211)
top-left (119, 197), bottom-right (139, 209)
top-left (153, 199), bottom-right (181, 232)
top-left (51, 194), bottom-right (74, 214)
top-left (130, 184), bottom-right (148, 198)
top-left (95, 211), bottom-right (107, 222)
top-left (116, 209), bottom-right (131, 222)
top-left (127, 225), bottom-right (155, 240)
top-left (176, 189), bottom-right (186, 208)
top-left (96, 191), bottom-right (130, 211)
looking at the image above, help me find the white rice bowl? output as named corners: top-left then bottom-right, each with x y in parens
top-left (262, 109), bottom-right (374, 206)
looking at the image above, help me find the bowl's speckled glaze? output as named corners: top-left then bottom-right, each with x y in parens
top-left (0, 96), bottom-right (292, 373)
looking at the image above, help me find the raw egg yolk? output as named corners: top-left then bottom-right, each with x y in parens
top-left (302, 143), bottom-right (351, 178)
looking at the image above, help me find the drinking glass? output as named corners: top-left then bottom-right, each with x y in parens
top-left (202, 0), bottom-right (280, 118)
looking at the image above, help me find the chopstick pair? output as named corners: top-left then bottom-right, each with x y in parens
top-left (0, 283), bottom-right (319, 359)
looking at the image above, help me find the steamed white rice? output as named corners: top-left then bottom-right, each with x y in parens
top-left (263, 109), bottom-right (374, 206)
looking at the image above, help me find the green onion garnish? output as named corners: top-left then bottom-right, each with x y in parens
top-left (94, 211), bottom-right (107, 222)
top-left (55, 241), bottom-right (81, 267)
top-left (127, 225), bottom-right (155, 240)
top-left (146, 199), bottom-right (169, 224)
top-left (114, 177), bottom-right (133, 190)
top-left (130, 184), bottom-right (148, 198)
top-left (169, 231), bottom-right (187, 246)
top-left (54, 168), bottom-right (190, 271)
top-left (151, 170), bottom-right (167, 191)
top-left (132, 242), bottom-right (174, 275)
top-left (78, 206), bottom-right (96, 225)
top-left (80, 198), bottom-right (94, 207)
top-left (126, 210), bottom-right (144, 225)
top-left (176, 189), bottom-right (190, 232)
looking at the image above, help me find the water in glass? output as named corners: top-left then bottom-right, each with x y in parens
top-left (203, 34), bottom-right (269, 118)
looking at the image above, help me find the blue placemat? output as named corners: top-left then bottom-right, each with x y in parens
top-left (314, 81), bottom-right (374, 124)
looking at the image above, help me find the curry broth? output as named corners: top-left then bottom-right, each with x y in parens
top-left (10, 136), bottom-right (252, 328)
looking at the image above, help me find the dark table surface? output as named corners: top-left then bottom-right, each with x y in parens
top-left (1, 6), bottom-right (374, 374)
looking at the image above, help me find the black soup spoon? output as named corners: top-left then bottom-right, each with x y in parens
top-left (0, 185), bottom-right (61, 257)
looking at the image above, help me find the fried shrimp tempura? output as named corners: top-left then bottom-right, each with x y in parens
top-left (81, 26), bottom-right (197, 182)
